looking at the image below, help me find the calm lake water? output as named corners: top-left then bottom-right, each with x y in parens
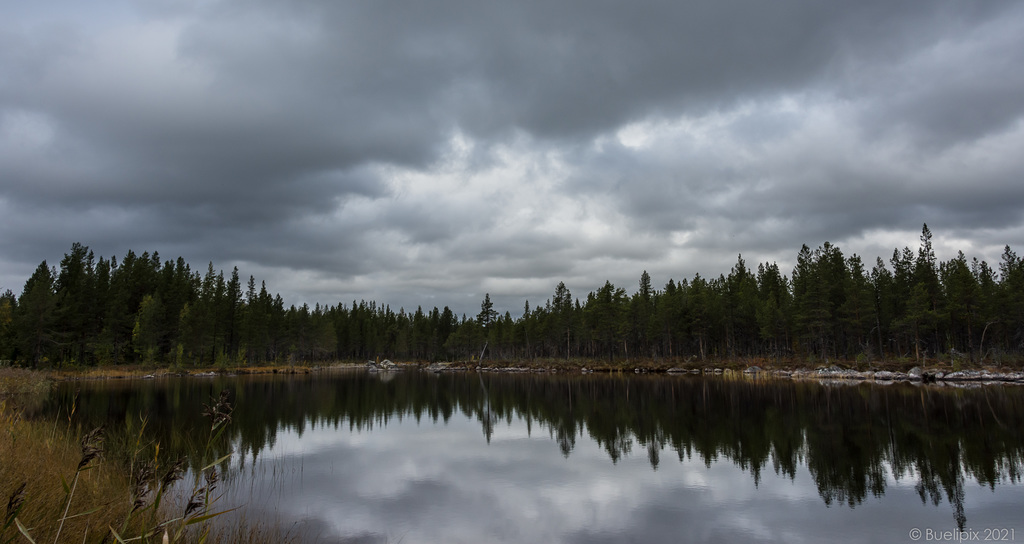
top-left (45, 370), bottom-right (1024, 543)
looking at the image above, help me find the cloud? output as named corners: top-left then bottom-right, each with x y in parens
top-left (2, 1), bottom-right (1023, 314)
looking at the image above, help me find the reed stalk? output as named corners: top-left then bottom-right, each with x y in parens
top-left (2, 386), bottom-right (292, 543)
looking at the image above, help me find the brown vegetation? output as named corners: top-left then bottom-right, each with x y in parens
top-left (1, 375), bottom-right (295, 543)
top-left (1, 407), bottom-right (148, 542)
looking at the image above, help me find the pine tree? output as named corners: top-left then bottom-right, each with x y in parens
top-left (225, 267), bottom-right (243, 360)
top-left (725, 256), bottom-right (759, 356)
top-left (839, 255), bottom-right (876, 359)
top-left (631, 271), bottom-right (656, 356)
top-left (585, 281), bottom-right (628, 360)
top-left (871, 257), bottom-right (895, 359)
top-left (756, 262), bottom-right (790, 358)
top-left (551, 282), bottom-right (574, 359)
top-left (16, 262), bottom-right (57, 367)
top-left (998, 246), bottom-right (1024, 354)
top-left (132, 294), bottom-right (164, 363)
top-left (55, 243), bottom-right (97, 364)
top-left (792, 245), bottom-right (833, 360)
top-left (941, 252), bottom-right (979, 362)
top-left (477, 293), bottom-right (498, 328)
top-left (0, 290), bottom-right (16, 361)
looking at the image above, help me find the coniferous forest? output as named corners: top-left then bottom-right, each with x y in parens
top-left (2, 225), bottom-right (1024, 368)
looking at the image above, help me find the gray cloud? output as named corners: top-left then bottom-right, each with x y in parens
top-left (2, 0), bottom-right (1024, 314)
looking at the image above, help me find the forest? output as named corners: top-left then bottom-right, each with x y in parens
top-left (1, 225), bottom-right (1023, 368)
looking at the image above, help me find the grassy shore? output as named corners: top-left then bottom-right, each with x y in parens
top-left (1, 368), bottom-right (295, 544)
top-left (0, 395), bottom-right (171, 543)
top-left (45, 363), bottom-right (320, 381)
top-left (0, 367), bottom-right (52, 396)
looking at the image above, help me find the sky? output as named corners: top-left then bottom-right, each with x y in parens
top-left (2, 1), bottom-right (1024, 317)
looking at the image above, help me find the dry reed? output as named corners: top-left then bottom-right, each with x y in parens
top-left (1, 389), bottom-right (295, 544)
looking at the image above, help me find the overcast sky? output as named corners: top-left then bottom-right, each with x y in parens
top-left (3, 1), bottom-right (1023, 316)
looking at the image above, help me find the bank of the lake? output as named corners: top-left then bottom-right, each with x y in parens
top-left (16, 353), bottom-right (1024, 386)
top-left (0, 367), bottom-right (296, 544)
top-left (432, 356), bottom-right (1024, 384)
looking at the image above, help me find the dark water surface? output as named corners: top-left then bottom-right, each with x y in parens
top-left (46, 370), bottom-right (1024, 543)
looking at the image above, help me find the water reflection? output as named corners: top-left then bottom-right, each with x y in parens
top-left (45, 371), bottom-right (1024, 542)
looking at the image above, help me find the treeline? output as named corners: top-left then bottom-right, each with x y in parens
top-left (2, 224), bottom-right (1024, 367)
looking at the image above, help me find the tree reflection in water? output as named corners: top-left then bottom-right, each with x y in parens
top-left (47, 370), bottom-right (1024, 529)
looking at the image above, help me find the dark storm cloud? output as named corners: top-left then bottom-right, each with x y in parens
top-left (847, 12), bottom-right (1024, 150)
top-left (171, 0), bottom-right (1016, 142)
top-left (2, 0), bottom-right (1023, 312)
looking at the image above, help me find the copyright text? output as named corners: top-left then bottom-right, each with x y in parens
top-left (909, 528), bottom-right (1016, 542)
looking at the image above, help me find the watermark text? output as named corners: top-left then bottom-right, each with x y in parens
top-left (909, 528), bottom-right (1016, 542)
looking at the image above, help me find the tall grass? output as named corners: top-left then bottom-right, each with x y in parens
top-left (0, 368), bottom-right (51, 413)
top-left (1, 403), bottom-right (141, 542)
top-left (1, 386), bottom-right (295, 544)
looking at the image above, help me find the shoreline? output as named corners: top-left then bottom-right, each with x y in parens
top-left (5, 358), bottom-right (1024, 389)
top-left (377, 359), bottom-right (1024, 385)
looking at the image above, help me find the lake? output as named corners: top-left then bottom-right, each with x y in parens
top-left (44, 369), bottom-right (1024, 543)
